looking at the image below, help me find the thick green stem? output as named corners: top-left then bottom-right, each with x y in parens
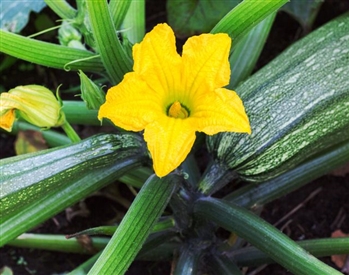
top-left (88, 174), bottom-right (181, 274)
top-left (0, 30), bottom-right (104, 72)
top-left (211, 0), bottom-right (288, 49)
top-left (109, 0), bottom-right (132, 30)
top-left (61, 121), bottom-right (81, 143)
top-left (44, 0), bottom-right (77, 19)
top-left (194, 197), bottom-right (343, 275)
top-left (122, 0), bottom-right (145, 43)
top-left (86, 0), bottom-right (132, 84)
top-left (228, 12), bottom-right (276, 89)
top-left (230, 237), bottom-right (349, 267)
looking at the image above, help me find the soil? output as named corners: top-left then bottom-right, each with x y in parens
top-left (1, 0), bottom-right (349, 274)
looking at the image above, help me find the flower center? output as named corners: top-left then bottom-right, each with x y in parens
top-left (167, 101), bottom-right (189, 119)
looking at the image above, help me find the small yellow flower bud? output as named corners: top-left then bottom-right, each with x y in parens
top-left (58, 21), bottom-right (85, 50)
top-left (0, 85), bottom-right (65, 132)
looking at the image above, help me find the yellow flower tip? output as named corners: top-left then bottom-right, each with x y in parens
top-left (153, 165), bottom-right (171, 178)
top-left (0, 109), bottom-right (16, 132)
top-left (168, 101), bottom-right (189, 119)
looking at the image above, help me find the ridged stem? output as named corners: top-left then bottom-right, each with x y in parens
top-left (61, 101), bottom-right (100, 126)
top-left (86, 0), bottom-right (132, 84)
top-left (229, 12), bottom-right (276, 89)
top-left (122, 0), bottom-right (145, 43)
top-left (88, 174), bottom-right (181, 274)
top-left (194, 197), bottom-right (343, 275)
top-left (0, 30), bottom-right (104, 72)
top-left (211, 0), bottom-right (288, 49)
top-left (230, 237), bottom-right (349, 267)
top-left (44, 0), bottom-right (77, 19)
top-left (61, 121), bottom-right (81, 143)
top-left (109, 0), bottom-right (132, 30)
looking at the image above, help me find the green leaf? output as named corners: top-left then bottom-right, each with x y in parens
top-left (281, 0), bottom-right (324, 31)
top-left (167, 0), bottom-right (241, 37)
top-left (194, 197), bottom-right (343, 275)
top-left (0, 30), bottom-right (104, 72)
top-left (0, 0), bottom-right (46, 32)
top-left (86, 0), bottom-right (133, 84)
top-left (88, 174), bottom-right (181, 274)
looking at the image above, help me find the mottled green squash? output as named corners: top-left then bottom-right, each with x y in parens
top-left (206, 14), bottom-right (349, 183)
top-left (0, 133), bottom-right (147, 221)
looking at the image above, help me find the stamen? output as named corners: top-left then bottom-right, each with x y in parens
top-left (168, 101), bottom-right (189, 119)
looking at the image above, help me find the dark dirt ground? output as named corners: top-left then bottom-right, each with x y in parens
top-left (1, 0), bottom-right (349, 274)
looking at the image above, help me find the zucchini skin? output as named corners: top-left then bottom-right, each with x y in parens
top-left (206, 14), bottom-right (349, 183)
top-left (0, 133), bottom-right (147, 220)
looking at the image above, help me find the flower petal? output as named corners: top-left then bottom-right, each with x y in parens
top-left (191, 88), bottom-right (251, 135)
top-left (144, 117), bottom-right (196, 177)
top-left (0, 109), bottom-right (15, 131)
top-left (181, 33), bottom-right (231, 97)
top-left (133, 23), bottom-right (182, 99)
top-left (98, 73), bottom-right (163, 131)
top-left (0, 92), bottom-right (24, 110)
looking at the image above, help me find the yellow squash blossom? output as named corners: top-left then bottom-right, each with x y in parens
top-left (99, 23), bottom-right (251, 177)
top-left (0, 85), bottom-right (65, 132)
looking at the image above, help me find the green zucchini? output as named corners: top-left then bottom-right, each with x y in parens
top-left (0, 133), bottom-right (147, 221)
top-left (204, 14), bottom-right (349, 185)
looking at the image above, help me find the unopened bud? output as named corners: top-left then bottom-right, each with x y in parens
top-left (78, 70), bottom-right (105, 110)
top-left (0, 85), bottom-right (65, 131)
top-left (58, 21), bottom-right (85, 50)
